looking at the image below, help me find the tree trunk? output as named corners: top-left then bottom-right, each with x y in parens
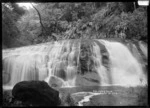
top-left (31, 3), bottom-right (47, 37)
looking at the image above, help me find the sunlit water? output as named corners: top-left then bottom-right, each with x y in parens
top-left (2, 39), bottom-right (147, 89)
top-left (72, 90), bottom-right (118, 106)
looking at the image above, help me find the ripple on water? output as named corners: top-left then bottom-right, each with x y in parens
top-left (71, 90), bottom-right (118, 106)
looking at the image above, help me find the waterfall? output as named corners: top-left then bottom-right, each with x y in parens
top-left (99, 40), bottom-right (147, 86)
top-left (2, 39), bottom-right (147, 89)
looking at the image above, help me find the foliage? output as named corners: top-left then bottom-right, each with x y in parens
top-left (2, 3), bottom-right (26, 48)
top-left (2, 2), bottom-right (147, 48)
top-left (16, 9), bottom-right (41, 44)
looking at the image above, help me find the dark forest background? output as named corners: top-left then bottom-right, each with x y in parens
top-left (2, 2), bottom-right (148, 49)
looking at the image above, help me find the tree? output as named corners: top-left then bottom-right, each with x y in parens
top-left (2, 3), bottom-right (26, 48)
top-left (31, 3), bottom-right (47, 38)
top-left (6, 2), bottom-right (147, 48)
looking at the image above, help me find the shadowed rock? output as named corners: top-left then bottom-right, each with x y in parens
top-left (12, 81), bottom-right (61, 106)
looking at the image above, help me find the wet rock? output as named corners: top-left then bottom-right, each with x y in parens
top-left (49, 76), bottom-right (64, 87)
top-left (60, 93), bottom-right (75, 106)
top-left (54, 61), bottom-right (67, 80)
top-left (3, 72), bottom-right (10, 84)
top-left (76, 72), bottom-right (100, 86)
top-left (12, 81), bottom-right (61, 106)
top-left (79, 40), bottom-right (94, 74)
top-left (55, 68), bottom-right (67, 81)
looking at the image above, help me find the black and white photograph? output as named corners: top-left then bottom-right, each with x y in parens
top-left (2, 1), bottom-right (148, 106)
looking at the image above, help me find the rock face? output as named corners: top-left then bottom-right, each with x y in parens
top-left (12, 81), bottom-right (61, 106)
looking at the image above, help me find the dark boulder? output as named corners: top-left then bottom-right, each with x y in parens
top-left (12, 81), bottom-right (61, 106)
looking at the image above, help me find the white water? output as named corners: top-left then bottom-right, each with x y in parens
top-left (2, 39), bottom-right (147, 89)
top-left (99, 40), bottom-right (147, 87)
top-left (72, 90), bottom-right (118, 106)
top-left (92, 42), bottom-right (108, 85)
top-left (3, 40), bottom-right (81, 88)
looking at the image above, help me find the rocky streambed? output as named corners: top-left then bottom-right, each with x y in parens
top-left (3, 85), bottom-right (148, 106)
top-left (3, 72), bottom-right (148, 106)
top-left (58, 85), bottom-right (148, 106)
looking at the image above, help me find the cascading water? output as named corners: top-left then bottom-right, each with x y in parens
top-left (98, 40), bottom-right (147, 86)
top-left (2, 39), bottom-right (147, 89)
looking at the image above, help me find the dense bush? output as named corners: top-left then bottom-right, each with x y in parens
top-left (2, 3), bottom-right (26, 48)
top-left (2, 2), bottom-right (147, 48)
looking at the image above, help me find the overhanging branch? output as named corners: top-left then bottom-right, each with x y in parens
top-left (31, 3), bottom-right (47, 37)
